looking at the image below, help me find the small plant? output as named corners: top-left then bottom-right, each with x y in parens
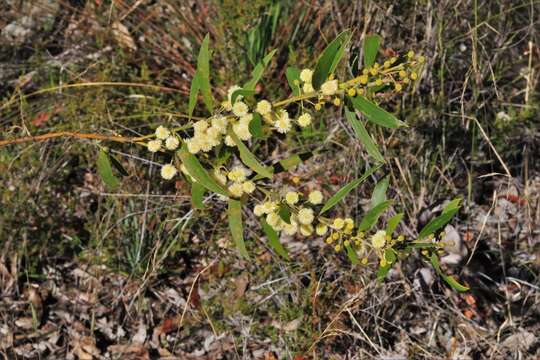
top-left (1, 30), bottom-right (468, 291)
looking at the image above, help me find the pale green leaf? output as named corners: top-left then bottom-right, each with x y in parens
top-left (364, 34), bottom-right (381, 68)
top-left (418, 198), bottom-right (461, 240)
top-left (197, 34), bottom-right (214, 113)
top-left (262, 219), bottom-right (289, 259)
top-left (244, 49), bottom-right (277, 91)
top-left (228, 129), bottom-right (273, 179)
top-left (345, 107), bottom-right (385, 163)
top-left (312, 30), bottom-right (351, 89)
top-left (228, 199), bottom-right (249, 258)
top-left (285, 67), bottom-right (301, 96)
top-left (349, 95), bottom-right (406, 129)
top-left (370, 175), bottom-right (389, 208)
top-left (386, 213), bottom-right (403, 236)
top-left (345, 244), bottom-right (359, 265)
top-left (358, 200), bottom-right (392, 232)
top-left (191, 182), bottom-right (205, 209)
top-left (97, 149), bottom-right (120, 191)
top-left (188, 71), bottom-right (200, 119)
top-left (178, 145), bottom-right (229, 197)
top-left (430, 253), bottom-right (469, 292)
top-left (319, 165), bottom-right (380, 215)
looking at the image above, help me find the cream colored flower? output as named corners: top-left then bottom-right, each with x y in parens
top-left (321, 80), bottom-right (338, 96)
top-left (233, 121), bottom-right (252, 141)
top-left (164, 136), bottom-right (179, 150)
top-left (160, 164), bottom-right (177, 180)
top-left (315, 223), bottom-right (328, 236)
top-left (213, 169), bottom-right (227, 185)
top-left (285, 191), bottom-right (299, 205)
top-left (297, 113), bottom-right (312, 127)
top-left (299, 68), bottom-right (313, 83)
top-left (333, 217), bottom-right (345, 230)
top-left (300, 224), bottom-right (314, 236)
top-left (283, 222), bottom-right (298, 236)
top-left (266, 212), bottom-right (282, 229)
top-left (227, 166), bottom-right (248, 182)
top-left (155, 125), bottom-right (170, 140)
top-left (186, 138), bottom-right (200, 154)
top-left (274, 109), bottom-right (291, 134)
top-left (224, 135), bottom-right (236, 147)
top-left (302, 82), bottom-right (314, 94)
top-left (227, 85), bottom-right (242, 102)
top-left (228, 182), bottom-right (244, 198)
top-left (193, 120), bottom-right (209, 134)
top-left (147, 139), bottom-right (162, 153)
top-left (256, 100), bottom-right (272, 115)
top-left (242, 181), bottom-right (256, 194)
top-left (308, 190), bottom-right (323, 205)
top-left (298, 208), bottom-right (314, 225)
top-left (371, 230), bottom-right (387, 249)
top-left (232, 101), bottom-right (249, 117)
top-left (254, 204), bottom-right (265, 217)
top-left (262, 201), bottom-right (278, 214)
top-left (212, 115), bottom-right (228, 134)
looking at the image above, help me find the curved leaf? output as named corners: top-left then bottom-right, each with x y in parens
top-left (345, 107), bottom-right (385, 163)
top-left (370, 175), bottom-right (389, 207)
top-left (197, 34), bottom-right (214, 113)
top-left (191, 182), bottom-right (206, 209)
top-left (244, 49), bottom-right (277, 91)
top-left (345, 244), bottom-right (359, 265)
top-left (97, 149), bottom-right (120, 191)
top-left (418, 198), bottom-right (461, 240)
top-left (228, 129), bottom-right (273, 179)
top-left (430, 253), bottom-right (469, 292)
top-left (188, 72), bottom-right (200, 119)
top-left (349, 95), bottom-right (405, 129)
top-left (312, 30), bottom-right (351, 89)
top-left (363, 34), bottom-right (381, 68)
top-left (228, 199), bottom-right (249, 258)
top-left (262, 219), bottom-right (289, 260)
top-left (319, 165), bottom-right (380, 215)
top-left (178, 145), bottom-right (229, 197)
top-left (285, 66), bottom-right (301, 96)
top-left (386, 213), bottom-right (404, 236)
top-left (358, 200), bottom-right (392, 232)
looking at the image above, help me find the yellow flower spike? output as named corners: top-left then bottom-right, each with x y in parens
top-left (325, 236), bottom-right (333, 244)
top-left (362, 68), bottom-right (369, 75)
top-left (347, 88), bottom-right (356, 97)
top-left (333, 98), bottom-right (341, 106)
top-left (285, 191), bottom-right (299, 205)
top-left (371, 230), bottom-right (387, 249)
top-left (357, 88), bottom-right (365, 95)
top-left (316, 223), bottom-right (328, 236)
top-left (399, 70), bottom-right (407, 78)
top-left (394, 83), bottom-right (402, 92)
top-left (410, 72), bottom-right (418, 80)
top-left (361, 257), bottom-right (369, 265)
top-left (407, 50), bottom-right (415, 58)
top-left (331, 232), bottom-right (340, 240)
top-left (375, 78), bottom-right (383, 86)
top-left (343, 240), bottom-right (350, 247)
top-left (383, 60), bottom-right (391, 69)
top-left (334, 244), bottom-right (341, 252)
top-left (314, 103), bottom-right (322, 111)
top-left (370, 67), bottom-right (378, 76)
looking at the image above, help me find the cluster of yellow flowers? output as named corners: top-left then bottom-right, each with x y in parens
top-left (223, 165), bottom-right (256, 198)
top-left (253, 189), bottom-right (325, 236)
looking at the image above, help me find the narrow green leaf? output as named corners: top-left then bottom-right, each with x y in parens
top-left (430, 253), bottom-right (469, 292)
top-left (363, 34), bottom-right (381, 68)
top-left (418, 198), bottom-right (462, 240)
top-left (249, 113), bottom-right (264, 139)
top-left (191, 182), bottom-right (206, 209)
top-left (231, 88), bottom-right (255, 104)
top-left (285, 67), bottom-right (301, 96)
top-left (345, 244), bottom-right (359, 265)
top-left (319, 165), bottom-right (380, 215)
top-left (384, 248), bottom-right (397, 264)
top-left (178, 145), bottom-right (229, 197)
top-left (345, 107), bottom-right (385, 163)
top-left (228, 129), bottom-right (273, 179)
top-left (277, 204), bottom-right (291, 224)
top-left (386, 213), bottom-right (403, 236)
top-left (262, 219), bottom-right (289, 259)
top-left (197, 34), bottom-right (214, 113)
top-left (228, 199), bottom-right (249, 258)
top-left (97, 149), bottom-right (120, 191)
top-left (312, 30), bottom-right (351, 89)
top-left (358, 200), bottom-right (392, 232)
top-left (244, 49), bottom-right (277, 91)
top-left (349, 95), bottom-right (405, 129)
top-left (370, 175), bottom-right (389, 208)
top-left (188, 71), bottom-right (200, 119)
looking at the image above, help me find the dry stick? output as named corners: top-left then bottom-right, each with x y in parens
top-left (0, 131), bottom-right (145, 147)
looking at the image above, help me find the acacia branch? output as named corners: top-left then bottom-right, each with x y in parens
top-left (0, 131), bottom-right (146, 147)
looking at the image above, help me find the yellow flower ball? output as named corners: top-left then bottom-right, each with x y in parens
top-left (165, 136), bottom-right (179, 150)
top-left (256, 100), bottom-right (272, 115)
top-left (228, 183), bottom-right (244, 198)
top-left (300, 224), bottom-right (314, 236)
top-left (298, 208), bottom-right (315, 225)
top-left (316, 223), bottom-right (328, 236)
top-left (347, 88), bottom-right (356, 97)
top-left (321, 80), bottom-right (338, 96)
top-left (308, 190), bottom-right (323, 205)
top-left (160, 164), bottom-right (177, 180)
top-left (297, 113), bottom-right (312, 127)
top-left (371, 230), bottom-right (387, 249)
top-left (155, 125), bottom-right (170, 140)
top-left (242, 181), bottom-right (256, 194)
top-left (232, 101), bottom-right (249, 117)
top-left (147, 139), bottom-right (162, 153)
top-left (333, 217), bottom-right (345, 230)
top-left (299, 68), bottom-right (313, 83)
top-left (285, 191), bottom-right (299, 205)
